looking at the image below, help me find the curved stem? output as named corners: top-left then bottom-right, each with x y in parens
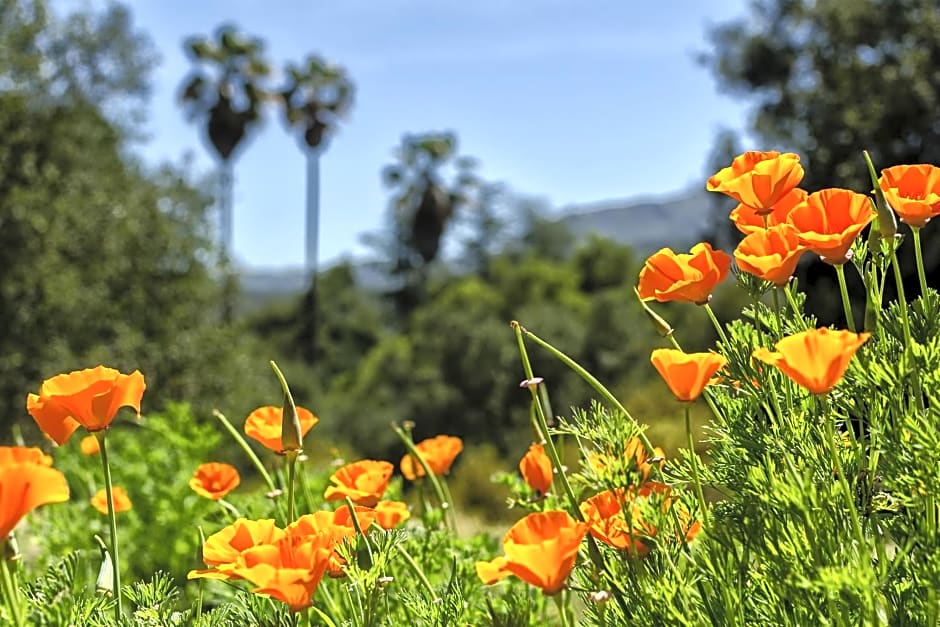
top-left (516, 323), bottom-right (656, 457)
top-left (912, 227), bottom-right (929, 297)
top-left (286, 453), bottom-right (298, 523)
top-left (97, 433), bottom-right (123, 622)
top-left (819, 396), bottom-right (865, 548)
top-left (889, 247), bottom-right (925, 413)
top-left (684, 405), bottom-right (709, 528)
top-left (834, 264), bottom-right (857, 332)
top-left (213, 410), bottom-right (278, 494)
top-left (703, 303), bottom-right (728, 346)
top-left (0, 554), bottom-right (23, 627)
top-left (391, 425), bottom-right (456, 532)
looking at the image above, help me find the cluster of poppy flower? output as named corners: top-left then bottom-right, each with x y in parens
top-left (632, 150), bottom-right (930, 400)
top-left (476, 436), bottom-right (699, 594)
top-left (0, 361), bottom-right (474, 613)
top-left (181, 417), bottom-right (465, 610)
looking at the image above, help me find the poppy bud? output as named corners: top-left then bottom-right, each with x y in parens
top-left (270, 361), bottom-right (303, 454)
top-left (862, 151), bottom-right (897, 239)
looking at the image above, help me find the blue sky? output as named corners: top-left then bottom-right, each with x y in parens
top-left (117, 0), bottom-right (750, 269)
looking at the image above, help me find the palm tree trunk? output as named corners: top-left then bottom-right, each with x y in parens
top-left (301, 148), bottom-right (321, 363)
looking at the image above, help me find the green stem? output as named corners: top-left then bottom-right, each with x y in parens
top-left (217, 498), bottom-right (242, 521)
top-left (516, 322), bottom-right (657, 457)
top-left (0, 555), bottom-right (23, 627)
top-left (889, 247), bottom-right (925, 414)
top-left (396, 545), bottom-right (437, 600)
top-left (513, 322), bottom-right (633, 614)
top-left (783, 284), bottom-right (806, 328)
top-left (820, 396), bottom-right (865, 548)
top-left (684, 405), bottom-right (709, 528)
top-left (391, 425), bottom-right (456, 532)
top-left (912, 227), bottom-right (929, 297)
top-left (286, 453), bottom-right (298, 524)
top-left (834, 264), bottom-right (857, 332)
top-left (553, 591), bottom-right (571, 627)
top-left (213, 410), bottom-right (278, 494)
top-left (344, 497), bottom-right (374, 571)
top-left (97, 433), bottom-right (123, 622)
top-left (703, 303), bottom-right (729, 346)
top-left (771, 286), bottom-right (784, 337)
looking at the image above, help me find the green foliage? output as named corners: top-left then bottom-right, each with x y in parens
top-left (0, 1), bottom-right (274, 438)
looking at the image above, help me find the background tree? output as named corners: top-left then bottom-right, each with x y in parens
top-left (179, 24), bottom-right (271, 271)
top-left (0, 1), bottom-right (270, 437)
top-left (374, 131), bottom-right (480, 319)
top-left (703, 0), bottom-right (940, 322)
top-left (279, 55), bottom-right (355, 363)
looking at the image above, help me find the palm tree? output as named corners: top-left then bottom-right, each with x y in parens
top-left (279, 54), bottom-right (354, 363)
top-left (179, 24), bottom-right (272, 268)
top-left (378, 131), bottom-right (480, 319)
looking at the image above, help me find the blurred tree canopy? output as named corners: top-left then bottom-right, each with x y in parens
top-left (0, 0), bottom-right (270, 436)
top-left (703, 0), bottom-right (940, 323)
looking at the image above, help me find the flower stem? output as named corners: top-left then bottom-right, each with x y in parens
top-left (703, 303), bottom-right (728, 346)
top-left (819, 396), bottom-right (865, 548)
top-left (834, 264), bottom-right (857, 332)
top-left (553, 591), bottom-right (571, 627)
top-left (684, 405), bottom-right (709, 528)
top-left (395, 544), bottom-right (436, 600)
top-left (391, 425), bottom-right (456, 532)
top-left (213, 410), bottom-right (278, 494)
top-left (912, 226), bottom-right (929, 297)
top-left (286, 453), bottom-right (298, 523)
top-left (0, 552), bottom-right (23, 627)
top-left (96, 433), bottom-right (123, 622)
top-left (516, 322), bottom-right (657, 457)
top-left (889, 247), bottom-right (925, 413)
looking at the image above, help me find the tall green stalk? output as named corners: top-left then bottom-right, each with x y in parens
top-left (0, 553), bottom-right (23, 627)
top-left (684, 405), bottom-right (709, 527)
top-left (96, 432), bottom-right (123, 622)
top-left (834, 264), bottom-right (857, 331)
top-left (516, 322), bottom-right (658, 457)
top-left (213, 409), bottom-right (278, 494)
top-left (911, 226), bottom-right (929, 297)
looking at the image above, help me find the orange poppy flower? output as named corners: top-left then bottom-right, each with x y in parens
top-left (79, 435), bottom-right (100, 456)
top-left (91, 486), bottom-right (132, 515)
top-left (373, 500), bottom-right (411, 529)
top-left (323, 460), bottom-right (393, 507)
top-left (288, 506), bottom-right (377, 577)
top-left (752, 327), bottom-right (870, 395)
top-left (650, 349), bottom-right (727, 402)
top-left (400, 435), bottom-right (463, 480)
top-left (730, 187), bottom-right (807, 234)
top-left (475, 510), bottom-right (588, 595)
top-left (637, 243), bottom-right (731, 305)
top-left (190, 462), bottom-right (241, 500)
top-left (519, 442), bottom-right (553, 496)
top-left (579, 488), bottom-right (658, 556)
top-left (0, 460), bottom-right (70, 539)
top-left (707, 151), bottom-right (804, 214)
top-left (240, 533), bottom-right (335, 612)
top-left (878, 164), bottom-right (940, 228)
top-left (591, 437), bottom-right (665, 482)
top-left (244, 405), bottom-right (318, 454)
top-left (733, 223), bottom-right (807, 286)
top-left (0, 446), bottom-right (52, 468)
top-left (197, 518), bottom-right (285, 573)
top-left (787, 188), bottom-right (876, 264)
top-left (26, 366), bottom-right (146, 445)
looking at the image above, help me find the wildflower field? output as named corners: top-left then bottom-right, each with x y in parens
top-left (4, 150), bottom-right (940, 625)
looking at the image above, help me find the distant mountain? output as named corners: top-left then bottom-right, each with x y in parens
top-left (237, 189), bottom-right (713, 305)
top-left (558, 189), bottom-right (713, 257)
